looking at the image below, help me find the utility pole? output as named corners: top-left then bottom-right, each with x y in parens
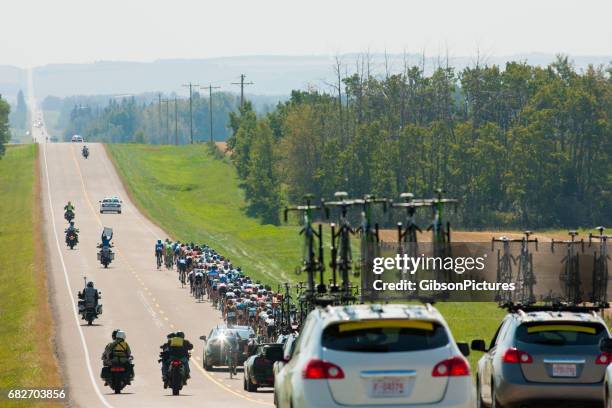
top-left (174, 97), bottom-right (178, 145)
top-left (201, 84), bottom-right (220, 143)
top-left (157, 93), bottom-right (162, 143)
top-left (182, 82), bottom-right (199, 143)
top-left (161, 99), bottom-right (170, 144)
top-left (231, 74), bottom-right (253, 108)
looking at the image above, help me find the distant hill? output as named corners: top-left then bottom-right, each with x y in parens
top-left (0, 66), bottom-right (27, 102)
top-left (32, 54), bottom-right (612, 99)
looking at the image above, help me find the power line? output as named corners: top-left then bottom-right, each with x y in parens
top-left (231, 74), bottom-right (253, 108)
top-left (182, 82), bottom-right (199, 143)
top-left (201, 84), bottom-right (221, 143)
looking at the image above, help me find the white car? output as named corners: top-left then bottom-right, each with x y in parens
top-left (274, 304), bottom-right (475, 408)
top-left (71, 135), bottom-right (83, 142)
top-left (99, 196), bottom-right (122, 214)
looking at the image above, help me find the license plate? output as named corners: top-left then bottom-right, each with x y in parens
top-left (552, 363), bottom-right (576, 377)
top-left (369, 378), bottom-right (407, 398)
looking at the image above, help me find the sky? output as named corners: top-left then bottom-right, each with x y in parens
top-left (1, 0), bottom-right (611, 67)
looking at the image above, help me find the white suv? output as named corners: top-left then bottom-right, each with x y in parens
top-left (274, 304), bottom-right (475, 408)
top-left (99, 196), bottom-right (122, 214)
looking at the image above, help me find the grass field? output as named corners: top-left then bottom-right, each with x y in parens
top-left (107, 144), bottom-right (515, 368)
top-left (0, 145), bottom-right (61, 407)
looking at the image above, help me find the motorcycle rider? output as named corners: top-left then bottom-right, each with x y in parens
top-left (64, 221), bottom-right (79, 244)
top-left (160, 331), bottom-right (193, 386)
top-left (78, 281), bottom-right (100, 309)
top-left (82, 145), bottom-right (89, 155)
top-left (101, 229), bottom-right (112, 247)
top-left (64, 201), bottom-right (75, 213)
top-left (101, 329), bottom-right (134, 384)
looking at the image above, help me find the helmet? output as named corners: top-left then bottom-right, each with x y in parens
top-left (167, 332), bottom-right (175, 339)
top-left (176, 331), bottom-right (185, 338)
top-left (70, 221), bottom-right (74, 226)
top-left (115, 330), bottom-right (126, 340)
top-left (111, 329), bottom-right (119, 340)
top-left (157, 239), bottom-right (162, 244)
top-left (87, 281), bottom-right (94, 288)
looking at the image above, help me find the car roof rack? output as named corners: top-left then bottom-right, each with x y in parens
top-left (501, 301), bottom-right (609, 314)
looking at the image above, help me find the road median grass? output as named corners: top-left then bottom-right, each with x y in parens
top-left (107, 143), bottom-right (505, 368)
top-left (0, 144), bottom-right (62, 407)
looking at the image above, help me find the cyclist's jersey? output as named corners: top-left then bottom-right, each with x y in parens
top-left (226, 307), bottom-right (237, 318)
top-left (155, 243), bottom-right (164, 253)
top-left (165, 244), bottom-right (173, 256)
top-left (195, 273), bottom-right (203, 284)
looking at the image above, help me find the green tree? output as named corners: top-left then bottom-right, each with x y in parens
top-left (0, 96), bottom-right (10, 157)
top-left (244, 120), bottom-right (281, 224)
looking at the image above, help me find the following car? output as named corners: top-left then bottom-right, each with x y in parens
top-left (472, 305), bottom-right (610, 408)
top-left (274, 303), bottom-right (474, 408)
top-left (244, 343), bottom-right (284, 392)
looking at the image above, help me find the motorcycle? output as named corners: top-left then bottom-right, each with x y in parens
top-left (77, 297), bottom-right (102, 325)
top-left (167, 358), bottom-right (187, 396)
top-left (102, 359), bottom-right (134, 394)
top-left (82, 148), bottom-right (89, 159)
top-left (97, 244), bottom-right (115, 268)
top-left (64, 209), bottom-right (75, 222)
top-left (66, 231), bottom-right (78, 249)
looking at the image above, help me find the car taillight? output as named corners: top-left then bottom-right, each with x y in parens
top-left (502, 348), bottom-right (533, 364)
top-left (302, 359), bottom-right (344, 379)
top-left (432, 356), bottom-right (470, 377)
top-left (596, 352), bottom-right (612, 365)
top-left (171, 360), bottom-right (181, 366)
top-left (110, 367), bottom-right (125, 372)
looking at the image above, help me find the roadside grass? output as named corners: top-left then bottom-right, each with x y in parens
top-left (0, 145), bottom-right (62, 407)
top-left (107, 144), bottom-right (517, 369)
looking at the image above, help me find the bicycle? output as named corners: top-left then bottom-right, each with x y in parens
top-left (355, 195), bottom-right (387, 302)
top-left (323, 191), bottom-right (359, 302)
top-left (491, 236), bottom-right (516, 305)
top-left (420, 189), bottom-right (458, 258)
top-left (589, 226), bottom-right (610, 306)
top-left (284, 194), bottom-right (325, 309)
top-left (156, 250), bottom-right (163, 269)
top-left (515, 231), bottom-right (538, 305)
top-left (551, 231), bottom-right (584, 305)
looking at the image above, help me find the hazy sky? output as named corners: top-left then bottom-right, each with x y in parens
top-left (2, 0), bottom-right (611, 67)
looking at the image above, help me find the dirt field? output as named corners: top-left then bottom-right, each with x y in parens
top-left (379, 229), bottom-right (574, 243)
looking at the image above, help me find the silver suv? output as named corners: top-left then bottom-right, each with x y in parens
top-left (274, 304), bottom-right (475, 408)
top-left (472, 306), bottom-right (610, 408)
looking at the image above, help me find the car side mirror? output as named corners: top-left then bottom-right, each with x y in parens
top-left (600, 338), bottom-right (612, 353)
top-left (457, 342), bottom-right (470, 357)
top-left (471, 339), bottom-right (487, 352)
top-left (199, 335), bottom-right (207, 342)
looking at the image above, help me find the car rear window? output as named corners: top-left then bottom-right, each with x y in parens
top-left (322, 319), bottom-right (449, 352)
top-left (516, 322), bottom-right (607, 346)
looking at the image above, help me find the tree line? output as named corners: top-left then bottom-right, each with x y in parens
top-left (53, 92), bottom-right (269, 144)
top-left (0, 95), bottom-right (10, 157)
top-left (227, 56), bottom-right (611, 228)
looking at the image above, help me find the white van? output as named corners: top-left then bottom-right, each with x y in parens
top-left (71, 135), bottom-right (84, 142)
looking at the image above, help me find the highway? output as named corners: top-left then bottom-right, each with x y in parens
top-left (31, 96), bottom-right (274, 407)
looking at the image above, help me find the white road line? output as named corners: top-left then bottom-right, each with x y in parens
top-left (42, 143), bottom-right (114, 408)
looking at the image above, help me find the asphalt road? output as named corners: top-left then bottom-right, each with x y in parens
top-left (32, 99), bottom-right (274, 407)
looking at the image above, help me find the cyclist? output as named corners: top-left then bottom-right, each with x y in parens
top-left (222, 331), bottom-right (240, 377)
top-left (194, 270), bottom-right (204, 299)
top-left (154, 239), bottom-right (164, 268)
top-left (164, 240), bottom-right (173, 268)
